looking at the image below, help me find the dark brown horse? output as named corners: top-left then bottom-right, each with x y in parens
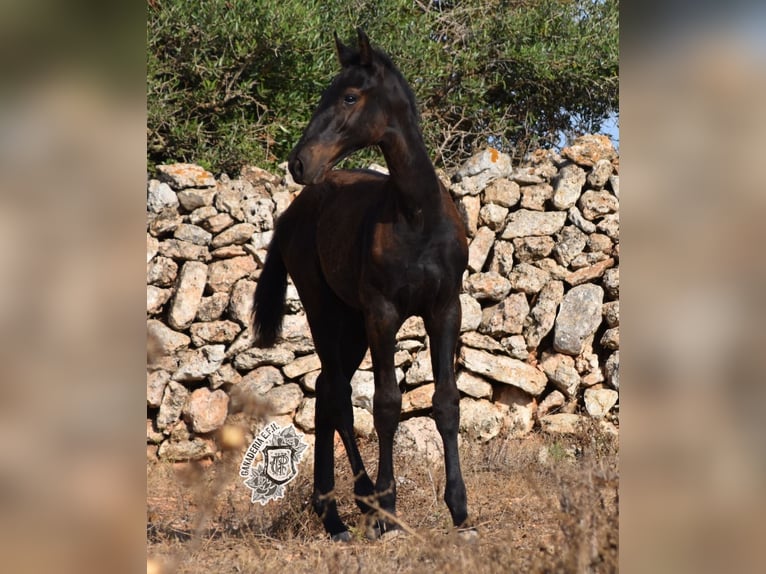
top-left (253, 29), bottom-right (469, 541)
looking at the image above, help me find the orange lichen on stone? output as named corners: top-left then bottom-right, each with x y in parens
top-left (489, 147), bottom-right (499, 163)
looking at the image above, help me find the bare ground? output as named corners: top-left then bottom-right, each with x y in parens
top-left (147, 424), bottom-right (618, 573)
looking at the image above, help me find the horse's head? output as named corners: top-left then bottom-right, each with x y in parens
top-left (288, 29), bottom-right (415, 185)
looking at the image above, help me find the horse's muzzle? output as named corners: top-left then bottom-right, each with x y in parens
top-left (288, 155), bottom-right (306, 184)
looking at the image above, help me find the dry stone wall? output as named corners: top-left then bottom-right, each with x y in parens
top-left (147, 134), bottom-right (620, 461)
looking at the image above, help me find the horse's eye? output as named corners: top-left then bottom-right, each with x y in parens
top-left (343, 94), bottom-right (358, 105)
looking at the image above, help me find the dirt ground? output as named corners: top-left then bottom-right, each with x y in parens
top-left (147, 424), bottom-right (618, 573)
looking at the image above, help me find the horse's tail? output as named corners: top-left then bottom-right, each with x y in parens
top-left (253, 231), bottom-right (288, 348)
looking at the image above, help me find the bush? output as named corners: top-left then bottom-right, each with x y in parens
top-left (148, 0), bottom-right (618, 175)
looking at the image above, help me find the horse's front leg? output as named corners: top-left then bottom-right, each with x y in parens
top-left (365, 302), bottom-right (402, 536)
top-left (425, 297), bottom-right (469, 529)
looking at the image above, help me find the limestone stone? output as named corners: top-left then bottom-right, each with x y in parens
top-left (157, 163), bottom-right (216, 190)
top-left (486, 240), bottom-right (515, 276)
top-left (156, 381), bottom-right (189, 430)
top-left (295, 397), bottom-right (316, 432)
top-left (538, 390), bottom-right (566, 417)
top-left (493, 385), bottom-right (536, 438)
top-left (508, 262), bottom-right (550, 294)
top-left (189, 321), bottom-right (241, 347)
top-left (456, 371), bottom-right (493, 399)
top-left (552, 164), bottom-right (586, 210)
top-left (520, 183), bottom-right (553, 211)
top-left (483, 178), bottom-right (520, 207)
top-left (211, 246), bottom-right (247, 259)
top-left (561, 134), bottom-right (616, 167)
top-left (501, 334), bottom-right (529, 360)
top-left (566, 257), bottom-right (615, 287)
top-left (147, 370), bottom-right (170, 407)
top-left (395, 416), bottom-right (446, 464)
top-left (459, 347), bottom-right (546, 396)
top-left (512, 236), bottom-right (555, 262)
top-left (351, 371), bottom-right (375, 412)
top-left (147, 180), bottom-right (179, 213)
top-left (148, 209), bottom-right (182, 237)
top-left (459, 294), bottom-right (482, 332)
top-left (457, 194), bottom-right (481, 236)
top-left (233, 346), bottom-right (295, 370)
top-left (172, 345), bottom-right (226, 382)
top-left (207, 256), bottom-right (257, 293)
top-left (177, 188), bottom-right (217, 211)
top-left (189, 205), bottom-right (219, 226)
top-left (586, 158), bottom-right (613, 189)
top-left (601, 327), bottom-right (619, 350)
top-left (211, 223), bottom-right (256, 248)
top-left (168, 261), bottom-right (208, 330)
top-left (397, 316), bottom-right (426, 339)
top-left (554, 284), bottom-right (604, 355)
top-left (460, 331), bottom-right (505, 353)
top-left (158, 438), bottom-right (216, 461)
top-left (553, 225), bottom-right (587, 266)
top-left (540, 352), bottom-right (581, 398)
top-left (265, 383), bottom-right (303, 415)
top-left (523, 280), bottom-right (564, 349)
top-left (147, 233), bottom-right (159, 263)
top-left (603, 301), bottom-right (619, 327)
top-left (405, 350), bottom-right (434, 386)
top-left (478, 203), bottom-right (509, 231)
top-left (228, 279), bottom-right (257, 326)
top-left (208, 363), bottom-right (241, 389)
top-left (401, 383), bottom-right (434, 413)
top-left (467, 226), bottom-right (496, 272)
top-left (147, 285), bottom-right (171, 315)
top-left (578, 190), bottom-right (619, 220)
top-left (603, 267), bottom-right (619, 299)
top-left (158, 239), bottom-right (211, 262)
top-left (480, 292), bottom-right (530, 337)
top-left (605, 351), bottom-right (619, 390)
top-left (282, 353), bottom-right (321, 380)
top-left (202, 212), bottom-right (235, 234)
top-left (501, 209), bottom-right (567, 239)
top-left (567, 205), bottom-right (597, 234)
top-left (540, 413), bottom-right (587, 435)
top-left (459, 398), bottom-right (508, 442)
top-left (241, 197), bottom-right (275, 230)
top-left (353, 407), bottom-right (375, 438)
top-left (183, 388), bottom-right (229, 433)
top-left (464, 272), bottom-right (511, 302)
top-left (173, 223), bottom-right (212, 246)
top-left (584, 388), bottom-right (618, 418)
top-left (147, 319), bottom-right (190, 355)
top-left (195, 292), bottom-right (229, 322)
top-left (147, 256), bottom-right (178, 287)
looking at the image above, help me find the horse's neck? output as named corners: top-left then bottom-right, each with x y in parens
top-left (381, 121), bottom-right (443, 227)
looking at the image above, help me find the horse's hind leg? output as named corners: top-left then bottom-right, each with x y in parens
top-left (334, 315), bottom-right (376, 515)
top-left (311, 306), bottom-right (374, 540)
top-left (425, 298), bottom-right (469, 528)
top-left (312, 370), bottom-right (348, 540)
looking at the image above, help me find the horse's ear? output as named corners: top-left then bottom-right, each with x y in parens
top-left (334, 31), bottom-right (354, 67)
top-left (357, 28), bottom-right (372, 66)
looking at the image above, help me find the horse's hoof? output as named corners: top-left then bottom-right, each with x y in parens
top-left (331, 530), bottom-right (352, 542)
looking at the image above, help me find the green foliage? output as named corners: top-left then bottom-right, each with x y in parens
top-left (148, 0), bottom-right (618, 175)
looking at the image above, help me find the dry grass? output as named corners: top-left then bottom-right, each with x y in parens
top-left (147, 424), bottom-right (618, 573)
